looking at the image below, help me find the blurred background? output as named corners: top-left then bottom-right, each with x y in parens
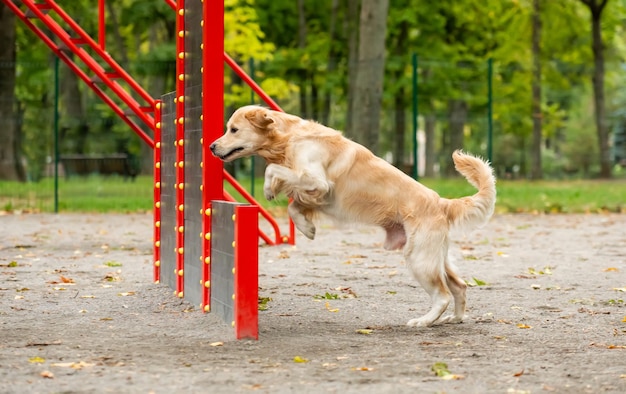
top-left (0, 0), bottom-right (625, 213)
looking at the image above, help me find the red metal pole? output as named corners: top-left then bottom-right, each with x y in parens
top-left (98, 0), bottom-right (105, 51)
top-left (201, 0), bottom-right (225, 312)
top-left (234, 205), bottom-right (259, 340)
top-left (174, 0), bottom-right (186, 298)
top-left (153, 100), bottom-right (162, 284)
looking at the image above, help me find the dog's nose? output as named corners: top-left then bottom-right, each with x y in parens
top-left (209, 143), bottom-right (217, 153)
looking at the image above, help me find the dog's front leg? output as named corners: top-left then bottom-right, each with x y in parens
top-left (288, 201), bottom-right (316, 240)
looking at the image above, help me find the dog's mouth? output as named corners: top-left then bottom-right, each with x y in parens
top-left (218, 147), bottom-right (245, 161)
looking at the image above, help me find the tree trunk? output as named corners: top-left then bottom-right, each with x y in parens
top-left (320, 0), bottom-right (340, 125)
top-left (445, 99), bottom-right (467, 176)
top-left (530, 0), bottom-right (543, 180)
top-left (296, 0), bottom-right (308, 118)
top-left (344, 0), bottom-right (360, 136)
top-left (349, 0), bottom-right (389, 154)
top-left (424, 113), bottom-right (436, 177)
top-left (60, 58), bottom-right (89, 154)
top-left (392, 85), bottom-right (406, 169)
top-left (0, 6), bottom-right (24, 181)
top-left (581, 0), bottom-right (610, 178)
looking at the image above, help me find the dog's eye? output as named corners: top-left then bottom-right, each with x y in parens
top-left (230, 127), bottom-right (239, 134)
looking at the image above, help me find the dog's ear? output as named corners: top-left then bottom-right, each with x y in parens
top-left (245, 108), bottom-right (275, 130)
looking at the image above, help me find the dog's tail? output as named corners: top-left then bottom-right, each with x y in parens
top-left (443, 150), bottom-right (496, 231)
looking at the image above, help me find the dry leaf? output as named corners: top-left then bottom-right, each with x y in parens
top-left (603, 267), bottom-right (619, 272)
top-left (293, 356), bottom-right (308, 363)
top-left (352, 366), bottom-right (374, 371)
top-left (622, 316), bottom-right (626, 323)
top-left (40, 371), bottom-right (54, 379)
top-left (517, 324), bottom-right (532, 329)
top-left (513, 369), bottom-right (525, 377)
top-left (210, 342), bottom-right (224, 347)
top-left (356, 329), bottom-right (373, 335)
top-left (80, 295), bottom-right (96, 299)
top-left (118, 292), bottom-right (136, 297)
top-left (29, 356), bottom-right (45, 364)
top-left (60, 276), bottom-right (75, 284)
top-left (325, 302), bottom-right (339, 313)
top-left (441, 374), bottom-right (465, 380)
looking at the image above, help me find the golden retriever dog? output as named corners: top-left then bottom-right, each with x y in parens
top-left (210, 105), bottom-right (496, 327)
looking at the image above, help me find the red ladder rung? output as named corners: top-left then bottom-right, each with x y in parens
top-left (70, 37), bottom-right (88, 46)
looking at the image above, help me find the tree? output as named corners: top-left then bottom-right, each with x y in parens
top-left (530, 0), bottom-right (543, 180)
top-left (347, 0), bottom-right (389, 154)
top-left (0, 5), bottom-right (24, 181)
top-left (580, 0), bottom-right (611, 178)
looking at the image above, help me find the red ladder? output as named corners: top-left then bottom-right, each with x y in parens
top-left (2, 0), bottom-right (156, 147)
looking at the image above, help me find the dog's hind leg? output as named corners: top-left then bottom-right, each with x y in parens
top-left (437, 259), bottom-right (468, 324)
top-left (405, 228), bottom-right (452, 327)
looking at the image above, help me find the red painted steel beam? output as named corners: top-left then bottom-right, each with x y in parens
top-left (234, 205), bottom-right (259, 340)
top-left (223, 190), bottom-right (275, 246)
top-left (174, 0), bottom-right (186, 298)
top-left (201, 0), bottom-right (225, 312)
top-left (153, 100), bottom-right (163, 283)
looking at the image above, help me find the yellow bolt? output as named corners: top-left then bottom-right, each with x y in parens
top-left (155, 161), bottom-right (161, 169)
top-left (178, 291), bottom-right (184, 298)
top-left (154, 260), bottom-right (160, 267)
top-left (178, 74), bottom-right (185, 82)
top-left (155, 142), bottom-right (161, 149)
top-left (156, 102), bottom-right (161, 110)
top-left (178, 226), bottom-right (184, 233)
top-left (154, 280), bottom-right (160, 284)
top-left (155, 201), bottom-right (161, 209)
top-left (178, 139), bottom-right (184, 147)
top-left (178, 117), bottom-right (184, 125)
top-left (200, 66), bottom-right (204, 74)
top-left (178, 204), bottom-right (184, 211)
top-left (204, 256), bottom-right (210, 264)
top-left (200, 43), bottom-right (204, 50)
top-left (204, 305), bottom-right (210, 312)
top-left (155, 221), bottom-right (160, 228)
top-left (178, 269), bottom-right (184, 276)
top-left (178, 183), bottom-right (184, 190)
top-left (155, 182), bottom-right (160, 189)
top-left (178, 161), bottom-right (184, 168)
top-left (178, 52), bottom-right (185, 60)
top-left (178, 30), bottom-right (184, 38)
top-left (200, 162), bottom-right (203, 168)
top-left (232, 214), bottom-right (236, 221)
top-left (155, 240), bottom-right (160, 247)
top-left (156, 121), bottom-right (161, 129)
top-left (232, 267), bottom-right (236, 275)
top-left (200, 184), bottom-right (203, 191)
top-left (231, 321), bottom-right (235, 328)
top-left (204, 281), bottom-right (211, 288)
top-left (231, 241), bottom-right (236, 248)
top-left (178, 247), bottom-right (184, 254)
top-left (205, 233), bottom-right (211, 241)
top-left (200, 137), bottom-right (203, 145)
top-left (178, 9), bottom-right (184, 16)
top-left (200, 114), bottom-right (204, 121)
top-left (282, 236), bottom-right (289, 243)
top-left (200, 20), bottom-right (204, 27)
top-left (205, 208), bottom-right (211, 216)
top-left (232, 294), bottom-right (235, 300)
top-left (199, 232), bottom-right (202, 239)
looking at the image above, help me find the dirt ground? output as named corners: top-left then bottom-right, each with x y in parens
top-left (0, 212), bottom-right (625, 394)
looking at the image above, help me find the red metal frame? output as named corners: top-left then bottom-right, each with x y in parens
top-left (153, 100), bottom-right (163, 284)
top-left (234, 205), bottom-right (259, 340)
top-left (2, 0), bottom-right (155, 147)
top-left (201, 0), bottom-right (225, 312)
top-left (174, 0), bottom-right (186, 298)
top-left (98, 0), bottom-right (105, 51)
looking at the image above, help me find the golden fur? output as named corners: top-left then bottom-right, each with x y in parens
top-left (210, 105), bottom-right (496, 327)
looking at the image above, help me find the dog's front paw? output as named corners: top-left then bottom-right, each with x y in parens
top-left (264, 186), bottom-right (275, 201)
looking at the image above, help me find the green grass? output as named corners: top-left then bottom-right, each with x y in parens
top-left (0, 175), bottom-right (624, 214)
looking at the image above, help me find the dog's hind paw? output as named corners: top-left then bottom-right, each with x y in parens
top-left (438, 314), bottom-right (466, 324)
top-left (300, 225), bottom-right (315, 240)
top-left (406, 317), bottom-right (434, 328)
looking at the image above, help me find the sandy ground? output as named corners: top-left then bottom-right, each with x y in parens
top-left (0, 212), bottom-right (625, 394)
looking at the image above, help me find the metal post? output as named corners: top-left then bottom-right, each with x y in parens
top-left (98, 0), bottom-right (105, 51)
top-left (249, 57), bottom-right (255, 197)
top-left (487, 57), bottom-right (493, 163)
top-left (53, 56), bottom-right (59, 213)
top-left (411, 53), bottom-right (418, 180)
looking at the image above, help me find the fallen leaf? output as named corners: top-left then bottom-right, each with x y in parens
top-left (29, 356), bottom-right (45, 364)
top-left (40, 370), bottom-right (54, 379)
top-left (60, 276), bottom-right (75, 284)
top-left (325, 302), bottom-right (339, 313)
top-left (431, 362), bottom-right (450, 377)
top-left (352, 366), bottom-right (374, 371)
top-left (513, 369), bottom-right (525, 377)
top-left (441, 374), bottom-right (465, 380)
top-left (14, 295), bottom-right (24, 300)
top-left (117, 292), bottom-right (136, 297)
top-left (278, 250), bottom-right (290, 259)
top-left (8, 261), bottom-right (18, 267)
top-left (293, 356), bottom-right (308, 363)
top-left (80, 295), bottom-right (96, 299)
top-left (210, 342), bottom-right (224, 347)
top-left (517, 324), bottom-right (532, 329)
top-left (603, 267), bottom-right (619, 272)
top-left (623, 316), bottom-right (626, 323)
top-left (51, 361), bottom-right (94, 369)
top-left (614, 287), bottom-right (626, 293)
top-left (356, 329), bottom-right (373, 335)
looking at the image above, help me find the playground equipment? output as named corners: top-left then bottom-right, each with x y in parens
top-left (5, 0), bottom-right (294, 339)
